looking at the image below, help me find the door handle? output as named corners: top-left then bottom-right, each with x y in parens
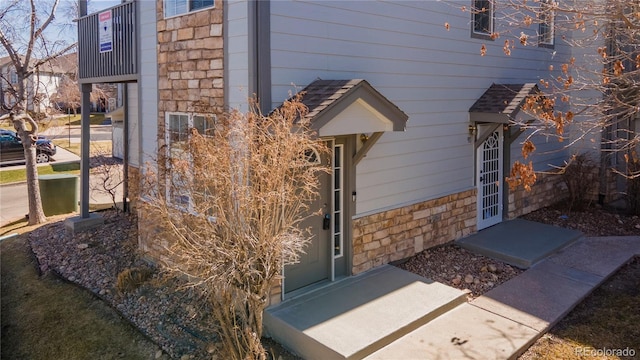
top-left (323, 214), bottom-right (330, 230)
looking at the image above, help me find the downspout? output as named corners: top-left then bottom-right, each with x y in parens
top-left (122, 84), bottom-right (129, 212)
top-left (599, 123), bottom-right (611, 205)
top-left (256, 0), bottom-right (271, 114)
top-left (248, 0), bottom-right (279, 298)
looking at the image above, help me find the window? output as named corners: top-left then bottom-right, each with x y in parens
top-left (472, 0), bottom-right (494, 37)
top-left (539, 0), bottom-right (555, 47)
top-left (165, 113), bottom-right (215, 207)
top-left (9, 71), bottom-right (18, 84)
top-left (164, 0), bottom-right (214, 18)
top-left (333, 144), bottom-right (343, 258)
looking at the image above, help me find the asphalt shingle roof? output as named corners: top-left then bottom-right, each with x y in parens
top-left (470, 83), bottom-right (540, 115)
top-left (298, 79), bottom-right (366, 120)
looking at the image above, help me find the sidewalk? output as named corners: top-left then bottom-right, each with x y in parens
top-left (365, 235), bottom-right (640, 359)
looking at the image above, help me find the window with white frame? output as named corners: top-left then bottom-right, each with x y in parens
top-left (165, 112), bottom-right (215, 207)
top-left (164, 0), bottom-right (214, 18)
top-left (539, 0), bottom-right (555, 46)
top-left (472, 0), bottom-right (494, 37)
top-left (9, 70), bottom-right (18, 84)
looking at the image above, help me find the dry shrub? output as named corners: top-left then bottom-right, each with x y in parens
top-left (143, 95), bottom-right (328, 359)
top-left (560, 153), bottom-right (597, 211)
top-left (116, 267), bottom-right (154, 294)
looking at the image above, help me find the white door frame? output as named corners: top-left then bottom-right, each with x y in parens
top-left (476, 125), bottom-right (504, 230)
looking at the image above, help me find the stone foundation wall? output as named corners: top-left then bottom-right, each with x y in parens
top-left (137, 204), bottom-right (173, 266)
top-left (507, 172), bottom-right (567, 219)
top-left (351, 189), bottom-right (477, 275)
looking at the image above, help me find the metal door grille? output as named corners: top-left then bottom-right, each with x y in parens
top-left (477, 128), bottom-right (503, 229)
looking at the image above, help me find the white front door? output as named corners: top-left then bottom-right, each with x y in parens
top-left (476, 126), bottom-right (503, 230)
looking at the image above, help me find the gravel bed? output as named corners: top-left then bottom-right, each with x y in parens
top-left (28, 211), bottom-right (218, 359)
top-left (398, 244), bottom-right (524, 299)
top-left (521, 203), bottom-right (640, 236)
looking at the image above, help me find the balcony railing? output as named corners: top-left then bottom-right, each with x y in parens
top-left (77, 1), bottom-right (137, 83)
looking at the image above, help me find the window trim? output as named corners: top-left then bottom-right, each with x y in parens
top-left (164, 112), bottom-right (216, 210)
top-left (538, 0), bottom-right (555, 48)
top-left (163, 0), bottom-right (215, 19)
top-left (471, 0), bottom-right (495, 40)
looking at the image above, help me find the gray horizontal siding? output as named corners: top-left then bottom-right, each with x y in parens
top-left (225, 0), bottom-right (251, 111)
top-left (138, 0), bottom-right (157, 169)
top-left (268, 0), bottom-right (573, 215)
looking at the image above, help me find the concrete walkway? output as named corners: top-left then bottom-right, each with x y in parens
top-left (366, 236), bottom-right (640, 360)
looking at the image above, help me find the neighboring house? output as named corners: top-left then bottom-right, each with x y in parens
top-left (0, 53), bottom-right (76, 115)
top-left (76, 0), bottom-right (615, 303)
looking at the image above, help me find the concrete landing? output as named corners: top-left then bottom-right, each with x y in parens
top-left (456, 219), bottom-right (583, 268)
top-left (264, 265), bottom-right (467, 360)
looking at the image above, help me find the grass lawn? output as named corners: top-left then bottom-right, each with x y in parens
top-left (519, 257), bottom-right (640, 360)
top-left (1, 113), bottom-right (107, 130)
top-left (51, 140), bottom-right (112, 157)
top-left (0, 235), bottom-right (159, 360)
top-left (43, 113), bottom-right (107, 127)
top-left (0, 163), bottom-right (80, 184)
top-left (52, 139), bottom-right (81, 156)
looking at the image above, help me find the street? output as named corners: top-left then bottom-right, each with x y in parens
top-left (0, 169), bottom-right (123, 227)
top-left (0, 182), bottom-right (28, 226)
top-left (41, 125), bottom-right (113, 143)
top-left (0, 147), bottom-right (80, 171)
top-left (0, 128), bottom-right (122, 227)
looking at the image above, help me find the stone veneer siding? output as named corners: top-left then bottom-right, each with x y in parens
top-left (156, 1), bottom-right (224, 118)
top-left (351, 189), bottom-right (477, 275)
top-left (507, 172), bottom-right (567, 219)
top-left (138, 2), bottom-right (224, 263)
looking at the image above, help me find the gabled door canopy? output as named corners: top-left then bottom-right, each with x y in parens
top-left (469, 83), bottom-right (540, 124)
top-left (296, 79), bottom-right (408, 165)
top-left (469, 83), bottom-right (543, 148)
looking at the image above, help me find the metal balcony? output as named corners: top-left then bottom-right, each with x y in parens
top-left (77, 1), bottom-right (137, 83)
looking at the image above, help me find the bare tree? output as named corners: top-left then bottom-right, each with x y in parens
top-left (52, 73), bottom-right (81, 114)
top-left (52, 62), bottom-right (110, 116)
top-left (142, 96), bottom-right (328, 359)
top-left (453, 1), bottom-right (639, 192)
top-left (0, 0), bottom-right (76, 224)
top-left (90, 143), bottom-right (123, 212)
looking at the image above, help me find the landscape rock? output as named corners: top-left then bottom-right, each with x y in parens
top-left (28, 211), bottom-right (218, 359)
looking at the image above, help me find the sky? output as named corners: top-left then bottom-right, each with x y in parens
top-left (0, 0), bottom-right (137, 58)
top-left (54, 0), bottom-right (124, 43)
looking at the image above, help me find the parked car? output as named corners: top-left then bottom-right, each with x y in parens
top-left (0, 129), bottom-right (57, 164)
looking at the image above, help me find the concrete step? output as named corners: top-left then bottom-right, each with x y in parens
top-left (457, 219), bottom-right (583, 269)
top-left (264, 265), bottom-right (468, 360)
